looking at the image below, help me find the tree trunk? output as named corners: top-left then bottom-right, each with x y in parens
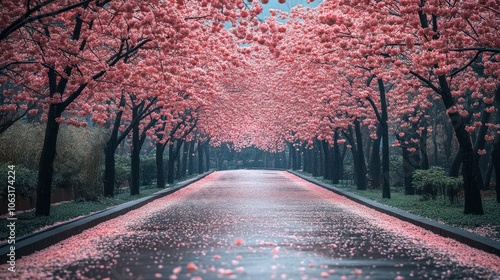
top-left (175, 142), bottom-right (183, 180)
top-left (205, 140), bottom-right (210, 171)
top-left (402, 146), bottom-right (415, 195)
top-left (198, 140), bottom-right (204, 174)
top-left (291, 143), bottom-right (298, 170)
top-left (181, 141), bottom-right (189, 178)
top-left (332, 132), bottom-right (342, 184)
top-left (103, 94), bottom-right (127, 197)
top-left (104, 142), bottom-right (116, 196)
top-left (166, 140), bottom-right (183, 183)
top-left (312, 142), bottom-right (319, 177)
top-left (354, 119), bottom-right (368, 190)
top-left (130, 114), bottom-right (140, 196)
top-left (188, 140), bottom-right (195, 175)
top-left (167, 143), bottom-right (175, 184)
top-left (432, 112), bottom-right (439, 166)
top-left (439, 76), bottom-right (483, 214)
top-left (318, 141), bottom-right (325, 176)
top-left (378, 78), bottom-right (390, 198)
top-left (444, 122), bottom-right (454, 169)
top-left (419, 125), bottom-right (429, 170)
top-left (156, 142), bottom-right (166, 188)
top-left (322, 141), bottom-right (332, 180)
top-left (35, 104), bottom-right (62, 216)
top-left (369, 124), bottom-right (382, 189)
top-left (492, 141), bottom-right (500, 203)
top-left (450, 149), bottom-right (462, 177)
top-left (484, 156), bottom-right (493, 191)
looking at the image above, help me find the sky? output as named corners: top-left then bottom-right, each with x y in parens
top-left (257, 0), bottom-right (322, 19)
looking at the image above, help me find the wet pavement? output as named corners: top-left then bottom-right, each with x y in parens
top-left (3, 170), bottom-right (500, 279)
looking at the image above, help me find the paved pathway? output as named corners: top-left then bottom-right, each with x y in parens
top-left (2, 170), bottom-right (500, 279)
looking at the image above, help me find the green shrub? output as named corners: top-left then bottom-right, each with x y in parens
top-left (0, 122), bottom-right (106, 201)
top-left (115, 156), bottom-right (131, 187)
top-left (389, 155), bottom-right (404, 188)
top-left (412, 166), bottom-right (462, 203)
top-left (0, 163), bottom-right (38, 198)
top-left (140, 156), bottom-right (157, 185)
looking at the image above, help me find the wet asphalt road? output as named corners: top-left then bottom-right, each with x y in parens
top-left (50, 170), bottom-right (497, 279)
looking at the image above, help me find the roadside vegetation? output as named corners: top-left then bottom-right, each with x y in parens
top-left (300, 171), bottom-right (500, 242)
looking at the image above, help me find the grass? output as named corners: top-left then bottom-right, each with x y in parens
top-left (302, 172), bottom-right (500, 242)
top-left (1, 185), bottom-right (166, 243)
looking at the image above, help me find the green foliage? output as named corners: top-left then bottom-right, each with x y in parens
top-left (140, 156), bottom-right (157, 185)
top-left (412, 166), bottom-right (462, 203)
top-left (0, 122), bottom-right (107, 201)
top-left (114, 156), bottom-right (131, 187)
top-left (389, 155), bottom-right (404, 188)
top-left (0, 163), bottom-right (37, 198)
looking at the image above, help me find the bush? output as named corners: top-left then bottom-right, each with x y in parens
top-left (412, 166), bottom-right (462, 203)
top-left (0, 163), bottom-right (38, 198)
top-left (0, 122), bottom-right (107, 201)
top-left (115, 156), bottom-right (131, 188)
top-left (389, 155), bottom-right (404, 188)
top-left (140, 156), bottom-right (157, 185)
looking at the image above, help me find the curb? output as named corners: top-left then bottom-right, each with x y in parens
top-left (0, 171), bottom-right (213, 263)
top-left (287, 170), bottom-right (500, 257)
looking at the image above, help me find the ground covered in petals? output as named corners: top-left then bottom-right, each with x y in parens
top-left (1, 170), bottom-right (499, 279)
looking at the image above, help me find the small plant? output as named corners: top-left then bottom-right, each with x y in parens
top-left (412, 166), bottom-right (462, 203)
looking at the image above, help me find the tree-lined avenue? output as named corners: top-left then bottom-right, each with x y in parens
top-left (1, 170), bottom-right (498, 279)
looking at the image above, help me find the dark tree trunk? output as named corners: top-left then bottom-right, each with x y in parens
top-left (36, 104), bottom-right (62, 216)
top-left (198, 140), bottom-right (205, 174)
top-left (402, 146), bottom-right (415, 195)
top-left (303, 148), bottom-right (311, 173)
top-left (354, 119), bottom-right (368, 190)
top-left (156, 142), bottom-right (166, 188)
top-left (104, 142), bottom-right (116, 196)
top-left (444, 122), bottom-right (454, 169)
top-left (35, 8), bottom-right (89, 216)
top-left (419, 125), bottom-right (429, 170)
top-left (377, 79), bottom-right (391, 199)
top-left (484, 156), bottom-right (493, 191)
top-left (291, 143), bottom-right (298, 170)
top-left (204, 140), bottom-right (210, 171)
top-left (413, 10), bottom-right (482, 213)
top-left (312, 142), bottom-right (320, 177)
top-left (181, 141), bottom-right (189, 178)
top-left (167, 140), bottom-right (183, 184)
top-left (369, 124), bottom-right (382, 189)
top-left (167, 143), bottom-right (175, 184)
top-left (345, 122), bottom-right (367, 190)
top-left (432, 113), bottom-right (439, 166)
top-left (473, 110), bottom-right (491, 190)
top-left (130, 111), bottom-right (140, 196)
top-left (439, 75), bottom-right (483, 214)
top-left (318, 141), bottom-right (325, 176)
top-left (332, 132), bottom-right (342, 184)
top-left (322, 141), bottom-right (332, 180)
top-left (188, 140), bottom-right (195, 175)
top-left (493, 142), bottom-right (500, 203)
top-left (492, 87), bottom-right (500, 202)
top-left (176, 142), bottom-right (183, 180)
top-left (104, 94), bottom-right (128, 197)
top-left (450, 149), bottom-right (462, 177)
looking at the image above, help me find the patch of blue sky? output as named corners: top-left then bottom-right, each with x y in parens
top-left (257, 0), bottom-right (322, 20)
